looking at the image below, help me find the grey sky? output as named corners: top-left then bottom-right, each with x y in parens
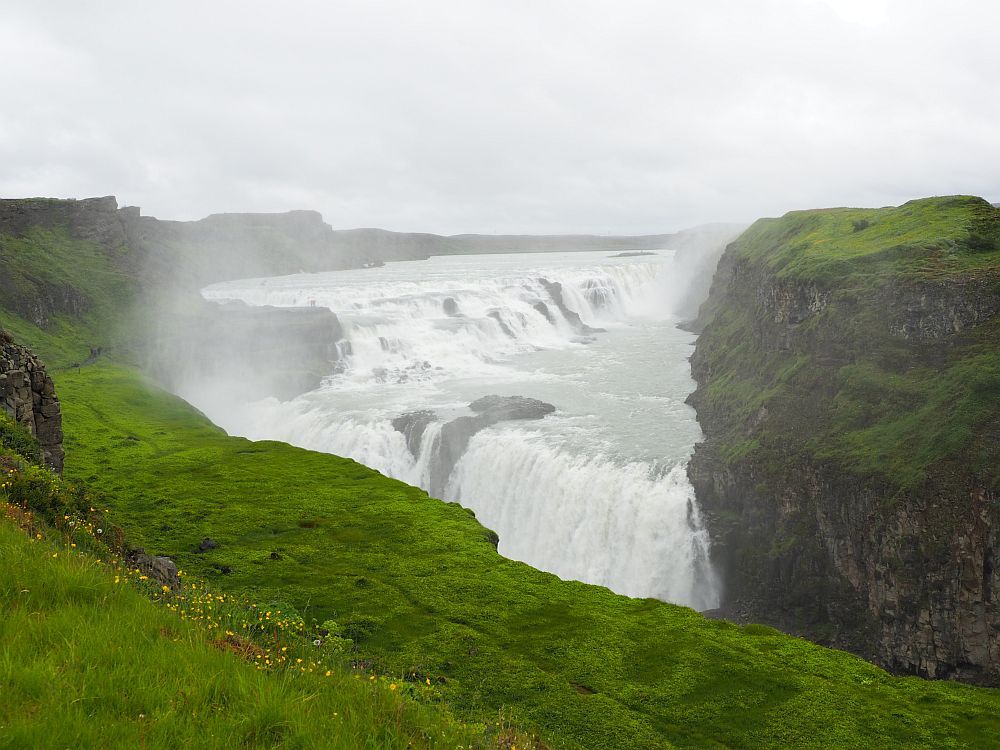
top-left (3, 1), bottom-right (998, 234)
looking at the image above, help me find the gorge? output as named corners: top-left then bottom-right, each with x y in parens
top-left (190, 250), bottom-right (722, 609)
top-left (2, 195), bottom-right (999, 749)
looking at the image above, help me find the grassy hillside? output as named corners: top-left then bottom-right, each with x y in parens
top-left (0, 419), bottom-right (510, 750)
top-left (0, 522), bottom-right (493, 749)
top-left (44, 363), bottom-right (1000, 749)
top-left (0, 226), bottom-right (140, 366)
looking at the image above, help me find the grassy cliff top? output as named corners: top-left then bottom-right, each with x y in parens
top-left (734, 195), bottom-right (1000, 282)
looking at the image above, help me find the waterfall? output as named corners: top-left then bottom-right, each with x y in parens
top-left (197, 252), bottom-right (720, 610)
top-left (448, 426), bottom-right (718, 609)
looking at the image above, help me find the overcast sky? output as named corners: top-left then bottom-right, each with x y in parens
top-left (2, 1), bottom-right (998, 234)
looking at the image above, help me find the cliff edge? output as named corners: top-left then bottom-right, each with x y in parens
top-left (688, 196), bottom-right (1000, 685)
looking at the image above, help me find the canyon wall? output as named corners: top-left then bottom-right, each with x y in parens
top-left (687, 196), bottom-right (1000, 685)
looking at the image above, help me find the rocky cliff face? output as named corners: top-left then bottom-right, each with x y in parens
top-left (0, 196), bottom-right (128, 248)
top-left (687, 197), bottom-right (1000, 686)
top-left (148, 301), bottom-right (344, 403)
top-left (0, 330), bottom-right (63, 474)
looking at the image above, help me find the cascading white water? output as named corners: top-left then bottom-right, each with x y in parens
top-left (198, 251), bottom-right (720, 610)
top-left (447, 427), bottom-right (717, 610)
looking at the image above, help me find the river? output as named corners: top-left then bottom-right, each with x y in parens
top-left (195, 250), bottom-right (720, 610)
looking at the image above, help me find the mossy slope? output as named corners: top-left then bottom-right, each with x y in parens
top-left (50, 363), bottom-right (1000, 749)
top-left (0, 517), bottom-right (502, 749)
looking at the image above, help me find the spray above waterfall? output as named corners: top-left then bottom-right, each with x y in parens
top-left (197, 251), bottom-right (720, 610)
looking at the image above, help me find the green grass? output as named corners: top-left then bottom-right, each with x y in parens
top-left (0, 513), bottom-right (496, 749)
top-left (0, 227), bottom-right (143, 367)
top-left (45, 363), bottom-right (1000, 749)
top-left (734, 195), bottom-right (1000, 283)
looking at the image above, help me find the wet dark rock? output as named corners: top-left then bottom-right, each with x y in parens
top-left (539, 278), bottom-right (606, 334)
top-left (149, 301), bottom-right (344, 402)
top-left (487, 310), bottom-right (516, 337)
top-left (532, 301), bottom-right (555, 323)
top-left (468, 395), bottom-right (556, 421)
top-left (687, 230), bottom-right (1000, 686)
top-left (484, 529), bottom-right (500, 549)
top-left (391, 410), bottom-right (437, 458)
top-left (429, 395), bottom-right (555, 498)
top-left (442, 297), bottom-right (461, 316)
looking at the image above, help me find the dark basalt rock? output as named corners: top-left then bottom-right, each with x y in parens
top-left (392, 395), bottom-right (556, 497)
top-left (468, 395), bottom-right (556, 421)
top-left (197, 537), bottom-right (220, 553)
top-left (532, 301), bottom-right (555, 324)
top-left (1, 330), bottom-right (63, 474)
top-left (429, 395), bottom-right (556, 498)
top-left (149, 300), bottom-right (344, 402)
top-left (687, 220), bottom-right (1000, 686)
top-left (539, 279), bottom-right (606, 334)
top-left (391, 410), bottom-right (437, 457)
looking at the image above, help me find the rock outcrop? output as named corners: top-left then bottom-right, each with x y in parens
top-left (0, 196), bottom-right (128, 249)
top-left (686, 197), bottom-right (1000, 685)
top-left (148, 300), bottom-right (344, 402)
top-left (539, 279), bottom-right (606, 335)
top-left (0, 330), bottom-right (63, 474)
top-left (394, 396), bottom-right (556, 498)
top-left (127, 548), bottom-right (181, 591)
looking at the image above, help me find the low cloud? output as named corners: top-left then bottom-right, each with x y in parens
top-left (2, 0), bottom-right (997, 233)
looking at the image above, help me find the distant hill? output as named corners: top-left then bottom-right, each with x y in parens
top-left (0, 195), bottom-right (738, 291)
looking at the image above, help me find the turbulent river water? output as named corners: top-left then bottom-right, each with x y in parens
top-left (198, 251), bottom-right (720, 611)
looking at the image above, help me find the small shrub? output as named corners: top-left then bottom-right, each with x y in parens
top-left (852, 218), bottom-right (871, 232)
top-left (4, 464), bottom-right (88, 523)
top-left (340, 614), bottom-right (381, 644)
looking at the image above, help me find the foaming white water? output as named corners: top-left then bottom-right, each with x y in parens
top-left (448, 427), bottom-right (718, 609)
top-left (197, 251), bottom-right (720, 610)
top-left (204, 261), bottom-right (663, 387)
